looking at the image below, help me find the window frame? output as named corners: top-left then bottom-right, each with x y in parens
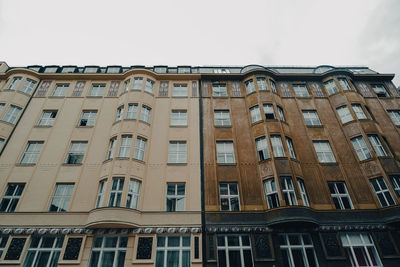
top-left (126, 104), bottom-right (138, 120)
top-left (166, 183), bottom-right (186, 212)
top-left (95, 180), bottom-right (107, 208)
top-left (118, 135), bottom-right (132, 158)
top-left (263, 178), bottom-right (280, 209)
top-left (216, 141), bottom-right (235, 164)
top-left (293, 84), bottom-right (310, 98)
top-left (212, 83), bottom-right (228, 97)
top-left (255, 136), bottom-right (270, 161)
top-left (216, 235), bottom-right (254, 267)
top-left (126, 179), bottom-right (141, 210)
top-left (351, 136), bottom-right (372, 161)
top-left (155, 235), bottom-right (191, 267)
top-left (328, 181), bottom-right (354, 210)
top-left (340, 233), bottom-right (382, 267)
top-left (19, 79), bottom-right (36, 95)
top-left (219, 182), bottom-right (240, 211)
top-left (88, 236), bottom-right (128, 267)
top-left (387, 110), bottom-right (400, 126)
top-left (144, 79), bottom-right (154, 94)
top-left (78, 110), bottom-right (97, 127)
top-left (108, 177), bottom-right (125, 207)
top-left (368, 135), bottom-right (387, 157)
top-left (313, 141), bottom-right (336, 163)
top-left (65, 141), bottom-right (88, 165)
top-left (279, 233), bottom-right (319, 267)
top-left (371, 84), bottom-right (390, 98)
top-left (0, 183), bottom-right (25, 212)
top-left (337, 105), bottom-right (354, 124)
top-left (37, 110), bottom-right (57, 126)
top-left (324, 79), bottom-right (339, 95)
top-left (139, 105), bottom-right (151, 123)
top-left (270, 135), bottom-right (286, 158)
top-left (351, 104), bottom-right (367, 120)
top-left (249, 105), bottom-right (262, 123)
top-left (89, 83), bottom-right (106, 97)
top-left (214, 110), bottom-right (231, 127)
top-left (168, 141), bottom-right (187, 164)
top-left (133, 137), bottom-right (147, 161)
top-left (256, 77), bottom-right (268, 91)
top-left (280, 177), bottom-right (297, 206)
top-left (132, 77), bottom-right (143, 91)
top-left (51, 83), bottom-right (69, 97)
top-left (263, 104), bottom-right (275, 120)
top-left (171, 110), bottom-right (187, 127)
top-left (20, 141), bottom-right (43, 164)
top-left (23, 236), bottom-right (64, 267)
top-left (2, 105), bottom-right (22, 124)
top-left (173, 84), bottom-right (188, 97)
top-left (49, 183), bottom-right (74, 212)
top-left (370, 177), bottom-right (395, 208)
top-left (245, 79), bottom-right (256, 95)
top-left (302, 110), bottom-right (322, 126)
top-left (297, 178), bottom-right (309, 207)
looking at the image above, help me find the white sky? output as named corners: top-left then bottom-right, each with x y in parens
top-left (0, 0), bottom-right (399, 85)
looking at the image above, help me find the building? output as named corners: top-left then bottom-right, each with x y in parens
top-left (0, 62), bottom-right (400, 266)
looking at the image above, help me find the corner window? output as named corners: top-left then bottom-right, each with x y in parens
top-left (256, 77), bottom-right (268, 91)
top-left (171, 110), bottom-right (187, 126)
top-left (219, 182), bottom-right (240, 211)
top-left (336, 106), bottom-right (353, 124)
top-left (132, 77), bottom-right (143, 90)
top-left (387, 110), bottom-right (400, 126)
top-left (115, 106), bottom-right (124, 122)
top-left (106, 137), bottom-right (117, 160)
top-left (52, 83), bottom-right (69, 97)
top-left (133, 137), bottom-right (147, 161)
top-left (7, 77), bottom-right (21, 90)
top-left (118, 135), bottom-right (132, 158)
top-left (20, 141), bottom-right (43, 164)
top-left (250, 105), bottom-right (262, 123)
top-left (19, 79), bottom-right (36, 95)
top-left (390, 175), bottom-right (400, 197)
top-left (302, 110), bottom-right (321, 126)
top-left (270, 80), bottom-right (277, 93)
top-left (214, 110), bottom-right (231, 127)
top-left (277, 106), bottom-right (285, 122)
top-left (79, 110), bottom-right (97, 126)
top-left (286, 137), bottom-right (296, 159)
top-left (370, 177), bottom-right (395, 207)
top-left (173, 84), bottom-right (188, 97)
top-left (89, 84), bottom-right (105, 97)
top-left (139, 106), bottom-right (151, 123)
top-left (65, 141), bottom-right (87, 164)
top-left (263, 179), bottom-right (279, 209)
top-left (126, 104), bottom-right (138, 120)
top-left (351, 136), bottom-right (372, 161)
top-left (123, 79), bottom-right (130, 92)
top-left (351, 104), bottom-right (367, 119)
top-left (127, 179), bottom-right (141, 209)
top-left (328, 182), bottom-right (353, 209)
top-left (297, 179), bottom-right (309, 207)
top-left (245, 79), bottom-right (255, 94)
top-left (324, 79), bottom-right (339, 95)
top-left (108, 178), bottom-right (124, 207)
top-left (368, 135), bottom-right (387, 157)
top-left (38, 110), bottom-right (57, 126)
top-left (263, 104), bottom-right (275, 119)
top-left (216, 141), bottom-right (235, 164)
top-left (270, 135), bottom-right (285, 157)
top-left (2, 105), bottom-right (22, 124)
top-left (95, 180), bottom-right (107, 208)
top-left (166, 183), bottom-right (185, 211)
top-left (145, 79), bottom-right (154, 94)
top-left (0, 183), bottom-right (25, 212)
top-left (338, 78), bottom-right (352, 91)
top-left (371, 84), bottom-right (389, 97)
top-left (256, 137), bottom-right (270, 161)
top-left (293, 84), bottom-right (310, 97)
top-left (280, 177), bottom-right (297, 205)
top-left (212, 83), bottom-right (228, 97)
top-left (49, 183), bottom-right (74, 212)
top-left (313, 141), bottom-right (336, 163)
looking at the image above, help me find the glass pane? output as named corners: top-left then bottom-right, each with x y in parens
top-left (306, 248), bottom-right (318, 267)
top-left (182, 236), bottom-right (190, 247)
top-left (182, 251), bottom-right (190, 267)
top-left (242, 235), bottom-right (250, 246)
top-left (217, 236), bottom-right (225, 246)
top-left (41, 236), bottom-right (55, 248)
top-left (220, 184), bottom-right (228, 195)
top-left (281, 249), bottom-right (291, 267)
top-left (292, 249), bottom-right (306, 267)
top-left (228, 236), bottom-right (239, 246)
top-left (243, 249), bottom-right (254, 267)
top-left (218, 250), bottom-right (227, 267)
top-left (167, 236), bottom-right (180, 247)
top-left (23, 251), bottom-right (36, 267)
top-left (103, 251), bottom-right (115, 267)
top-left (36, 251), bottom-right (51, 266)
top-left (229, 184), bottom-right (238, 194)
top-left (167, 251), bottom-right (179, 267)
top-left (157, 236), bottom-right (165, 247)
top-left (49, 251), bottom-right (60, 267)
top-left (117, 251), bottom-right (126, 267)
top-left (302, 234), bottom-right (312, 245)
top-left (230, 197), bottom-right (240, 211)
top-left (105, 237), bottom-right (118, 248)
top-left (288, 235), bottom-right (300, 245)
top-left (119, 237), bottom-right (128, 247)
top-left (93, 237), bottom-right (103, 248)
top-left (177, 184), bottom-right (185, 195)
top-left (228, 250), bottom-right (241, 267)
top-left (155, 251), bottom-right (164, 267)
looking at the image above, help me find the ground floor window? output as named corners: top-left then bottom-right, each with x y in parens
top-left (89, 236), bottom-right (127, 267)
top-left (340, 233), bottom-right (382, 267)
top-left (155, 235), bottom-right (191, 267)
top-left (279, 233), bottom-right (319, 267)
top-left (22, 236), bottom-right (64, 267)
top-left (217, 235), bottom-right (254, 267)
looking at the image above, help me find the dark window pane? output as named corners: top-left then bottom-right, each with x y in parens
top-left (228, 250), bottom-right (241, 267)
top-left (218, 250), bottom-right (227, 267)
top-left (243, 249), bottom-right (254, 267)
top-left (117, 251), bottom-right (126, 267)
top-left (292, 249), bottom-right (306, 267)
top-left (288, 235), bottom-right (300, 245)
top-left (306, 248), bottom-right (317, 267)
top-left (182, 251), bottom-right (190, 267)
top-left (157, 236), bottom-right (165, 247)
top-left (89, 251), bottom-right (100, 267)
top-left (104, 237), bottom-right (117, 248)
top-left (281, 249), bottom-right (291, 267)
top-left (136, 237), bottom-right (153, 259)
top-left (227, 236), bottom-right (239, 246)
top-left (167, 236), bottom-right (180, 247)
top-left (194, 237), bottom-right (199, 259)
top-left (155, 251), bottom-right (164, 267)
top-left (63, 237), bottom-right (83, 260)
top-left (167, 251), bottom-right (179, 267)
top-left (4, 238), bottom-right (26, 260)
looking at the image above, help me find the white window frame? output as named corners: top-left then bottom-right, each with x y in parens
top-left (20, 141), bottom-right (43, 164)
top-left (280, 177), bottom-right (297, 206)
top-left (250, 105), bottom-right (262, 123)
top-left (328, 181), bottom-right (354, 210)
top-left (89, 236), bottom-right (127, 267)
top-left (126, 104), bottom-right (138, 120)
top-left (19, 79), bottom-right (36, 95)
top-left (123, 79), bottom-right (130, 92)
top-left (89, 84), bottom-right (105, 97)
top-left (168, 141), bottom-right (187, 164)
top-left (2, 105), bottom-right (22, 124)
top-left (302, 110), bottom-right (321, 126)
top-left (338, 78), bottom-right (352, 91)
top-left (297, 179), bottom-right (309, 207)
top-left (79, 110), bottom-right (97, 126)
top-left (277, 106), bottom-right (285, 122)
top-left (370, 177), bottom-right (395, 207)
top-left (324, 79), bottom-right (339, 95)
top-left (368, 135), bottom-right (387, 157)
top-left (38, 110), bottom-right (57, 126)
top-left (279, 233), bottom-right (319, 267)
top-left (286, 137), bottom-right (296, 159)
top-left (0, 103), bottom-right (5, 114)
top-left (212, 83), bottom-right (228, 97)
top-left (351, 136), bottom-right (372, 161)
top-left (390, 175), bottom-right (400, 197)
top-left (108, 178), bottom-right (124, 207)
top-left (171, 110), bottom-right (187, 126)
top-left (132, 77), bottom-right (143, 90)
top-left (0, 183), bottom-right (25, 212)
top-left (270, 135), bottom-right (285, 157)
top-left (52, 83), bottom-right (69, 97)
top-left (145, 79), bottom-right (154, 94)
top-left (219, 182), bottom-right (240, 211)
top-left (106, 137), bottom-right (117, 160)
top-left (293, 84), bottom-right (310, 97)
top-left (216, 141), bottom-right (235, 164)
top-left (270, 80), bottom-right (277, 93)
top-left (7, 77), bottom-right (21, 90)
top-left (351, 104), bottom-right (367, 119)
top-left (95, 180), bottom-right (107, 208)
top-left (388, 110), bottom-right (400, 126)
top-left (23, 236), bottom-right (64, 267)
top-left (166, 183), bottom-right (186, 212)
top-left (313, 141), bottom-right (336, 163)
top-left (115, 106), bottom-right (124, 122)
top-left (126, 179), bottom-right (141, 209)
top-left (118, 135), bottom-right (132, 158)
top-left (173, 84), bottom-right (188, 97)
top-left (155, 235), bottom-right (191, 267)
top-left (133, 137), bottom-right (147, 161)
top-left (65, 141), bottom-right (87, 164)
top-left (263, 104), bottom-right (275, 120)
top-left (340, 233), bottom-right (382, 267)
top-left (245, 79), bottom-right (255, 95)
top-left (216, 235), bottom-right (254, 267)
top-left (256, 77), bottom-right (268, 91)
top-left (263, 178), bottom-right (280, 209)
top-left (256, 137), bottom-right (270, 161)
top-left (49, 183), bottom-right (74, 212)
top-left (371, 84), bottom-right (389, 98)
top-left (214, 110), bottom-right (231, 127)
top-left (337, 105), bottom-right (353, 124)
top-left (139, 106), bottom-right (151, 123)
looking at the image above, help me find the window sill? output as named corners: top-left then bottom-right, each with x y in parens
top-left (216, 163), bottom-right (237, 166)
top-left (212, 96), bottom-right (228, 98)
top-left (15, 163), bottom-right (36, 166)
top-left (295, 96), bottom-right (312, 99)
top-left (62, 163), bottom-right (83, 166)
top-left (319, 162), bottom-right (338, 166)
top-left (131, 89), bottom-right (142, 92)
top-left (246, 91), bottom-right (256, 97)
top-left (290, 158), bottom-right (300, 163)
top-left (327, 92), bottom-right (341, 97)
top-left (215, 125), bottom-right (232, 128)
top-left (124, 118), bottom-right (137, 121)
top-left (342, 120), bottom-right (356, 126)
top-left (139, 120), bottom-right (151, 126)
top-left (258, 158), bottom-right (272, 163)
top-left (48, 96), bottom-right (66, 98)
top-left (144, 91), bottom-right (154, 96)
top-left (132, 158), bottom-right (145, 164)
top-left (112, 120), bottom-right (122, 126)
top-left (306, 125), bottom-right (323, 128)
top-left (251, 120), bottom-right (263, 126)
top-left (172, 96), bottom-right (189, 98)
top-left (115, 157), bottom-right (130, 160)
top-left (265, 118), bottom-right (278, 122)
top-left (17, 91), bottom-right (32, 97)
top-left (87, 96), bottom-right (103, 98)
top-left (76, 125), bottom-right (94, 128)
top-left (103, 159), bottom-right (112, 164)
top-left (170, 125), bottom-right (188, 128)
top-left (0, 120), bottom-right (15, 126)
top-left (34, 125), bottom-right (53, 128)
top-left (167, 163), bottom-right (187, 166)
top-left (359, 157), bottom-right (375, 164)
top-left (274, 157), bottom-right (288, 160)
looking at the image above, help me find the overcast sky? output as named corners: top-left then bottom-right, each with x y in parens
top-left (0, 0), bottom-right (399, 85)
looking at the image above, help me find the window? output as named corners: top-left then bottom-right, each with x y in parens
top-left (324, 79), bottom-right (339, 95)
top-left (351, 136), bottom-right (372, 161)
top-left (302, 110), bottom-right (321, 126)
top-left (115, 106), bottom-right (124, 122)
top-left (79, 110), bottom-right (97, 126)
top-left (109, 178), bottom-right (124, 207)
top-left (49, 184), bottom-right (74, 212)
top-left (0, 138), bottom-right (4, 149)
top-left (95, 180), bottom-right (107, 208)
top-left (155, 236), bottom-right (190, 267)
top-left (139, 106), bottom-right (151, 123)
top-left (263, 178), bottom-right (279, 209)
top-left (279, 234), bottom-right (319, 267)
top-left (126, 104), bottom-right (138, 120)
top-left (328, 182), bottom-right (354, 209)
top-left (107, 67), bottom-right (120, 73)
top-left (216, 235), bottom-right (253, 267)
top-left (123, 80), bottom-right (130, 92)
top-left (23, 236), bottom-right (64, 267)
top-left (313, 141), bottom-right (336, 163)
top-left (0, 235), bottom-right (8, 257)
top-left (7, 77), bottom-right (21, 90)
top-left (126, 179), bottom-right (141, 209)
top-left (132, 77), bottom-right (143, 90)
top-left (168, 141), bottom-right (187, 164)
top-left (61, 67), bottom-right (76, 73)
top-left (293, 84), bottom-right (310, 97)
top-left (368, 135), bottom-right (387, 157)
top-left (133, 137), bottom-right (147, 161)
top-left (44, 66), bottom-right (58, 73)
top-left (351, 104), bottom-right (367, 119)
top-left (256, 137), bottom-right (270, 161)
top-left (89, 236), bottom-right (127, 267)
top-left (38, 110), bottom-right (57, 126)
top-left (250, 105), bottom-right (262, 123)
top-left (106, 137), bottom-right (117, 160)
top-left (171, 110), bottom-right (187, 126)
top-left (219, 182), bottom-right (240, 211)
top-left (270, 80), bottom-right (277, 93)
top-left (214, 110), bottom-right (231, 126)
top-left (173, 84), bottom-right (188, 97)
top-left (20, 141), bottom-right (43, 164)
top-left (257, 77), bottom-right (268, 91)
top-left (245, 79), bottom-right (255, 94)
top-left (118, 135), bottom-right (132, 158)
top-left (212, 83), bottom-right (227, 97)
top-left (370, 177), bottom-right (395, 207)
top-left (280, 177), bottom-right (297, 205)
top-left (371, 84), bottom-right (389, 97)
top-left (337, 105), bottom-right (353, 124)
top-left (216, 141), bottom-right (235, 164)
top-left (2, 105), bottom-right (22, 124)
top-left (263, 104), bottom-right (275, 119)
top-left (19, 79), bottom-right (36, 94)
top-left (340, 233), bottom-right (382, 267)
top-left (89, 84), bottom-right (105, 97)
top-left (270, 135), bottom-right (285, 157)
top-left (390, 175), bottom-right (400, 197)
top-left (214, 68), bottom-right (230, 73)
top-left (0, 103), bottom-right (4, 114)
top-left (145, 79), bottom-right (154, 94)
top-left (65, 141), bottom-right (88, 164)
top-left (297, 179), bottom-right (309, 207)
top-left (52, 83), bottom-right (69, 97)
top-left (166, 183), bottom-right (185, 211)
top-left (338, 78), bottom-right (352, 91)
top-left (286, 137), bottom-right (296, 159)
top-left (387, 110), bottom-right (400, 125)
top-left (0, 183), bottom-right (25, 212)
top-left (277, 106), bottom-right (285, 122)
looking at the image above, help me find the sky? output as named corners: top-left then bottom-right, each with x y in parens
top-left (0, 0), bottom-right (399, 86)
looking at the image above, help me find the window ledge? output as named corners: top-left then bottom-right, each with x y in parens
top-left (295, 96), bottom-right (312, 99)
top-left (216, 163), bottom-right (237, 166)
top-left (215, 125), bottom-right (232, 128)
top-left (124, 118), bottom-right (137, 121)
top-left (274, 157), bottom-right (288, 160)
top-left (246, 91), bottom-right (256, 97)
top-left (115, 157), bottom-right (130, 160)
top-left (15, 163), bottom-right (36, 166)
top-left (76, 126), bottom-right (94, 128)
top-left (342, 120), bottom-right (356, 126)
top-left (172, 96), bottom-right (189, 98)
top-left (87, 96), bottom-right (103, 98)
top-left (103, 159), bottom-right (112, 164)
top-left (258, 158), bottom-right (272, 163)
top-left (62, 163), bottom-right (83, 166)
top-left (167, 163), bottom-right (187, 166)
top-left (0, 120), bottom-right (16, 126)
top-left (251, 120), bottom-right (263, 126)
top-left (34, 125), bottom-right (53, 128)
top-left (306, 125), bottom-right (323, 128)
top-left (359, 157), bottom-right (375, 164)
top-left (319, 162), bottom-right (338, 166)
top-left (290, 158), bottom-right (300, 163)
top-left (170, 125), bottom-right (188, 128)
top-left (139, 120), bottom-right (151, 126)
top-left (113, 120), bottom-right (122, 126)
top-left (144, 91), bottom-right (154, 96)
top-left (17, 91), bottom-right (32, 97)
top-left (131, 89), bottom-right (142, 92)
top-left (132, 159), bottom-right (145, 164)
top-left (265, 118), bottom-right (278, 122)
top-left (212, 96), bottom-right (228, 98)
top-left (48, 96), bottom-right (66, 98)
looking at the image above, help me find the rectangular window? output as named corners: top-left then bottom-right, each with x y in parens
top-left (257, 77), bottom-right (268, 91)
top-left (95, 180), bottom-right (107, 208)
top-left (49, 183), bottom-right (74, 212)
top-left (166, 183), bottom-right (185, 212)
top-left (313, 141), bottom-right (336, 163)
top-left (89, 236), bottom-right (127, 267)
top-left (2, 105), bottom-right (22, 124)
top-left (37, 110), bottom-right (57, 126)
top-left (118, 135), bottom-right (132, 158)
top-left (216, 141), bottom-right (235, 164)
top-left (7, 77), bottom-right (21, 90)
top-left (388, 110), bottom-right (400, 126)
top-left (328, 182), bottom-right (354, 209)
top-left (109, 178), bottom-right (124, 207)
top-left (270, 135), bottom-right (285, 157)
top-left (263, 178), bottom-right (279, 209)
top-left (168, 141), bottom-right (187, 164)
top-left (216, 235), bottom-right (253, 267)
top-left (139, 106), bottom-right (151, 123)
top-left (263, 104), bottom-right (275, 119)
top-left (338, 78), bottom-right (352, 91)
top-left (133, 137), bottom-right (146, 161)
top-left (89, 84), bottom-right (105, 97)
top-left (302, 110), bottom-right (321, 126)
top-left (219, 182), bottom-right (240, 211)
top-left (212, 83), bottom-right (228, 97)
top-left (245, 79), bottom-right (255, 94)
top-left (340, 233), bottom-right (382, 267)
top-left (250, 105), bottom-right (262, 123)
top-left (79, 110), bottom-right (97, 126)
top-left (173, 84), bottom-right (188, 97)
top-left (280, 177), bottom-right (297, 205)
top-left (155, 236), bottom-right (190, 267)
top-left (279, 234), bottom-right (318, 267)
top-left (337, 105), bottom-right (353, 124)
top-left (351, 136), bottom-right (372, 161)
top-left (256, 137), bottom-right (270, 161)
top-left (145, 79), bottom-right (154, 94)
top-left (277, 106), bottom-right (285, 122)
top-left (44, 67), bottom-right (58, 73)
top-left (106, 137), bottom-right (117, 160)
top-left (372, 84), bottom-right (390, 97)
top-left (126, 179), bottom-right (141, 209)
top-left (0, 235), bottom-right (8, 257)
top-left (20, 141), bottom-right (43, 164)
top-left (0, 183), bottom-right (25, 212)
top-left (390, 175), bottom-right (400, 197)
top-left (19, 79), bottom-right (36, 95)
top-left (123, 80), bottom-right (130, 92)
top-left (132, 77), bottom-right (143, 90)
top-left (52, 83), bottom-right (69, 97)
top-left (126, 104), bottom-right (138, 120)
top-left (368, 135), bottom-right (387, 157)
top-left (270, 80), bottom-right (277, 93)
top-left (65, 141), bottom-right (88, 164)
top-left (351, 104), bottom-right (367, 119)
top-left (370, 177), bottom-right (395, 207)
top-left (286, 137), bottom-right (296, 159)
top-left (23, 236), bottom-right (64, 267)
top-left (214, 110), bottom-right (231, 126)
top-left (0, 103), bottom-right (5, 114)
top-left (297, 179), bottom-right (309, 207)
top-left (293, 84), bottom-right (310, 97)
top-left (115, 106), bottom-right (124, 122)
top-left (324, 79), bottom-right (339, 95)
top-left (171, 110), bottom-right (187, 126)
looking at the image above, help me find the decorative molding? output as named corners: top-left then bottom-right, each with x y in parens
top-left (206, 226), bottom-right (271, 233)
